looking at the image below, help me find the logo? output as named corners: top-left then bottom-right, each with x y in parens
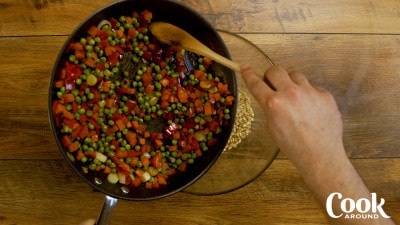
top-left (326, 192), bottom-right (391, 219)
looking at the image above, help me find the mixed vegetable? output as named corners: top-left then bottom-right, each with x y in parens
top-left (52, 9), bottom-right (235, 189)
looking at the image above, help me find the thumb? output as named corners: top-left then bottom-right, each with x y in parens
top-left (79, 219), bottom-right (96, 225)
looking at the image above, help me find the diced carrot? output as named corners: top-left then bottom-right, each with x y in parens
top-left (91, 134), bottom-right (99, 143)
top-left (177, 160), bottom-right (188, 172)
top-left (133, 175), bottom-right (142, 187)
top-left (105, 98), bottom-right (115, 108)
top-left (78, 125), bottom-right (89, 139)
top-left (150, 151), bottom-right (163, 169)
top-left (127, 150), bottom-right (143, 158)
top-left (172, 132), bottom-right (180, 140)
top-left (63, 118), bottom-right (79, 130)
top-left (84, 58), bottom-right (96, 68)
top-left (105, 46), bottom-right (116, 56)
top-left (145, 84), bottom-right (154, 94)
top-left (115, 119), bottom-right (125, 131)
top-left (138, 138), bottom-right (146, 145)
top-left (177, 87), bottom-right (189, 103)
top-left (87, 26), bottom-right (100, 37)
top-left (145, 182), bottom-right (153, 189)
top-left (116, 87), bottom-right (136, 95)
top-left (130, 157), bottom-right (139, 167)
top-left (195, 148), bottom-right (203, 157)
top-left (75, 149), bottom-right (85, 161)
top-left (203, 56), bottom-right (213, 66)
top-left (74, 50), bottom-right (85, 61)
top-left (168, 145), bottom-right (178, 152)
top-left (224, 95), bottom-right (235, 106)
top-left (71, 101), bottom-right (78, 113)
top-left (131, 120), bottom-right (139, 129)
top-left (118, 163), bottom-right (131, 175)
top-left (61, 135), bottom-right (72, 147)
top-left (54, 80), bottom-right (64, 88)
top-left (102, 80), bottom-right (112, 92)
top-left (125, 132), bottom-right (137, 146)
top-left (73, 42), bottom-right (84, 51)
top-left (135, 168), bottom-right (144, 177)
top-left (62, 110), bottom-right (75, 120)
top-left (204, 101), bottom-right (214, 116)
top-left (152, 179), bottom-right (160, 189)
top-left (141, 9), bottom-right (153, 21)
top-left (159, 77), bottom-right (169, 87)
top-left (194, 99), bottom-right (203, 107)
top-left (217, 82), bottom-right (229, 93)
top-left (141, 157), bottom-right (150, 168)
top-left (53, 102), bottom-right (64, 115)
top-left (213, 92), bottom-right (221, 102)
top-left (71, 125), bottom-right (82, 139)
top-left (137, 41), bottom-right (145, 50)
top-left (194, 70), bottom-right (206, 80)
top-left (105, 125), bottom-right (118, 136)
top-left (157, 174), bottom-right (167, 185)
top-left (127, 27), bottom-right (136, 39)
top-left (166, 169), bottom-right (176, 176)
top-left (116, 28), bottom-right (124, 39)
top-left (125, 16), bottom-right (132, 25)
top-left (67, 142), bottom-right (79, 152)
top-left (103, 166), bottom-right (111, 174)
top-left (154, 139), bottom-right (163, 149)
top-left (132, 11), bottom-right (140, 18)
top-left (141, 144), bottom-right (151, 152)
top-left (62, 93), bottom-right (75, 103)
top-left (143, 131), bottom-right (150, 138)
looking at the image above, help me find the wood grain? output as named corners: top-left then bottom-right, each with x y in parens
top-left (1, 0), bottom-right (400, 36)
top-left (0, 159), bottom-right (398, 225)
top-left (0, 0), bottom-right (399, 224)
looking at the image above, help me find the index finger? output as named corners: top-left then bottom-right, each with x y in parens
top-left (240, 64), bottom-right (274, 102)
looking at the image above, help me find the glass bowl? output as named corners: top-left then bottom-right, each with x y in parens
top-left (183, 31), bottom-right (279, 195)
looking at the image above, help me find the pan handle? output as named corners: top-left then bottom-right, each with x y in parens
top-left (96, 195), bottom-right (118, 225)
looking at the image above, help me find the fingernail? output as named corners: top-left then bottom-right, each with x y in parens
top-left (240, 64), bottom-right (251, 70)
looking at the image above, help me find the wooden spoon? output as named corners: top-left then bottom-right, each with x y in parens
top-left (149, 22), bottom-right (241, 72)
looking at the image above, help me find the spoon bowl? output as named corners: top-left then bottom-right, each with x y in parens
top-left (149, 22), bottom-right (241, 72)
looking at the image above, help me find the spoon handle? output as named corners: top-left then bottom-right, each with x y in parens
top-left (183, 42), bottom-right (241, 72)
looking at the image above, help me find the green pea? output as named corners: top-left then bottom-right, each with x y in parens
top-left (87, 92), bottom-right (94, 100)
top-left (81, 156), bottom-right (88, 163)
top-left (80, 38), bottom-right (87, 45)
top-left (88, 39), bottom-right (95, 46)
top-left (89, 163), bottom-right (97, 170)
top-left (224, 114), bottom-right (230, 120)
top-left (69, 55), bottom-right (76, 62)
top-left (78, 108), bottom-right (85, 115)
top-left (85, 45), bottom-right (93, 52)
top-left (86, 110), bottom-right (93, 117)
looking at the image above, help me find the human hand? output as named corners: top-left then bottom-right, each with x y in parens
top-left (79, 219), bottom-right (96, 225)
top-left (240, 64), bottom-right (346, 174)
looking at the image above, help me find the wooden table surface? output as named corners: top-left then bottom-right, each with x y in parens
top-left (1, 0), bottom-right (399, 224)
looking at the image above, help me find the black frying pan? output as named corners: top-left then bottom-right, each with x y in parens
top-left (48, 0), bottom-right (237, 223)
